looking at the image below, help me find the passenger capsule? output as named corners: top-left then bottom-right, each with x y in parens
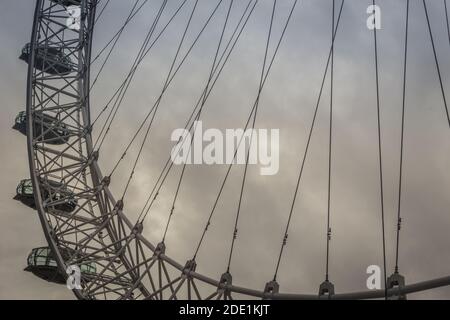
top-left (19, 43), bottom-right (75, 76)
top-left (25, 247), bottom-right (96, 285)
top-left (14, 179), bottom-right (78, 213)
top-left (13, 111), bottom-right (70, 145)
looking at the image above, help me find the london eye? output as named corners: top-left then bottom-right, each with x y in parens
top-left (11, 0), bottom-right (450, 299)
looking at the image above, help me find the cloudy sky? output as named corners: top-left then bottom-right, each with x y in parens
top-left (0, 0), bottom-right (449, 299)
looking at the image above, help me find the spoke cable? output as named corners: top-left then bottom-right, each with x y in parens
top-left (372, 0), bottom-right (388, 300)
top-left (226, 0), bottom-right (278, 274)
top-left (193, 0), bottom-right (298, 262)
top-left (90, 0), bottom-right (148, 91)
top-left (120, 0), bottom-right (201, 200)
top-left (445, 0), bottom-right (450, 47)
top-left (325, 0), bottom-right (336, 283)
top-left (272, 0), bottom-right (345, 281)
top-left (94, 0), bottom-right (171, 151)
top-left (161, 0), bottom-right (235, 243)
top-left (185, 0), bottom-right (299, 265)
top-left (136, 0), bottom-right (259, 225)
top-left (91, 0), bottom-right (148, 66)
top-left (423, 0), bottom-right (450, 127)
top-left (103, 0), bottom-right (226, 177)
top-left (395, 0), bottom-right (409, 275)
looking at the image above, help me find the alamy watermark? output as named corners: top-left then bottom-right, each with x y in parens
top-left (66, 6), bottom-right (81, 31)
top-left (170, 121), bottom-right (280, 176)
top-left (66, 265), bottom-right (81, 290)
top-left (367, 5), bottom-right (382, 30)
top-left (366, 265), bottom-right (382, 290)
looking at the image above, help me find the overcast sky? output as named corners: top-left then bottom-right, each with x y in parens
top-left (0, 0), bottom-right (449, 300)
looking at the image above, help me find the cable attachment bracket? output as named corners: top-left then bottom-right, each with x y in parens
top-left (183, 260), bottom-right (197, 277)
top-left (102, 175), bottom-right (111, 187)
top-left (114, 199), bottom-right (124, 212)
top-left (397, 217), bottom-right (402, 231)
top-left (319, 280), bottom-right (335, 298)
top-left (132, 222), bottom-right (143, 236)
top-left (218, 272), bottom-right (233, 298)
top-left (263, 280), bottom-right (279, 299)
top-left (387, 272), bottom-right (407, 300)
top-left (153, 242), bottom-right (166, 258)
top-left (282, 234), bottom-right (288, 246)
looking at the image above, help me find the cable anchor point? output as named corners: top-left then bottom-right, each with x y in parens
top-left (387, 272), bottom-right (407, 300)
top-left (183, 260), bottom-right (197, 277)
top-left (319, 280), bottom-right (335, 298)
top-left (263, 280), bottom-right (279, 299)
top-left (154, 242), bottom-right (166, 257)
top-left (114, 199), bottom-right (124, 212)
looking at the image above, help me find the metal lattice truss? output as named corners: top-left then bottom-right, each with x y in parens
top-left (23, 0), bottom-right (450, 300)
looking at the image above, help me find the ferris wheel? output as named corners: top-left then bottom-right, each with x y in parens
top-left (12, 0), bottom-right (450, 300)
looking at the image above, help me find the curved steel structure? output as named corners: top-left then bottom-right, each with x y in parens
top-left (22, 0), bottom-right (450, 300)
